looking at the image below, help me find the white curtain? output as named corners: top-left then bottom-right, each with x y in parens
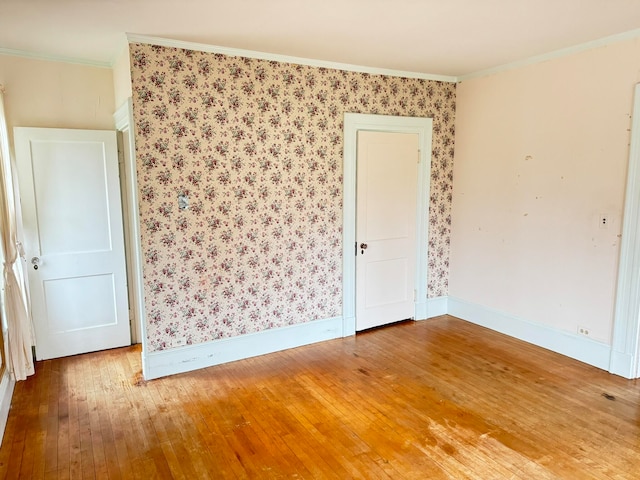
top-left (0, 85), bottom-right (34, 381)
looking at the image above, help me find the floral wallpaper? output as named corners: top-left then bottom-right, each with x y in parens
top-left (129, 43), bottom-right (456, 352)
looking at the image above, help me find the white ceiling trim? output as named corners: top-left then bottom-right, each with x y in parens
top-left (126, 34), bottom-right (459, 84)
top-left (458, 27), bottom-right (640, 82)
top-left (2, 27), bottom-right (639, 84)
top-left (0, 47), bottom-right (111, 69)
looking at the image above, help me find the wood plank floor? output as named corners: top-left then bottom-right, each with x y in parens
top-left (0, 315), bottom-right (639, 479)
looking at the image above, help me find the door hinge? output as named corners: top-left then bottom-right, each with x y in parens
top-left (413, 289), bottom-right (417, 301)
top-left (417, 149), bottom-right (421, 164)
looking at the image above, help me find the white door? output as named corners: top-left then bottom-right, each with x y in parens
top-left (14, 127), bottom-right (131, 360)
top-left (356, 131), bottom-right (419, 330)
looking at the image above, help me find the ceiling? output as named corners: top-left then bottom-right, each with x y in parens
top-left (1, 0), bottom-right (640, 77)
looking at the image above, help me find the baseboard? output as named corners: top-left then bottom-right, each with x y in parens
top-left (609, 350), bottom-right (636, 378)
top-left (427, 296), bottom-right (448, 318)
top-left (142, 296), bottom-right (618, 379)
top-left (143, 316), bottom-right (343, 380)
top-left (0, 370), bottom-right (15, 446)
top-left (416, 296), bottom-right (448, 320)
top-left (448, 297), bottom-right (612, 370)
top-left (415, 299), bottom-right (428, 319)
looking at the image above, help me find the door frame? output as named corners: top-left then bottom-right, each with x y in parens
top-left (610, 83), bottom-right (640, 379)
top-left (114, 99), bottom-right (148, 360)
top-left (342, 113), bottom-right (433, 336)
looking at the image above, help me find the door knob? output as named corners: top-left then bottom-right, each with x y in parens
top-left (360, 243), bottom-right (368, 250)
top-left (31, 256), bottom-right (40, 270)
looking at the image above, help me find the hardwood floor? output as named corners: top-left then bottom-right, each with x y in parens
top-left (0, 315), bottom-right (639, 479)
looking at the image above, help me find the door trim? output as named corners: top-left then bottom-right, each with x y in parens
top-left (342, 113), bottom-right (433, 336)
top-left (610, 83), bottom-right (640, 379)
top-left (114, 99), bottom-right (148, 366)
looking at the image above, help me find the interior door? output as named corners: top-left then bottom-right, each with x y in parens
top-left (14, 127), bottom-right (130, 360)
top-left (356, 131), bottom-right (419, 331)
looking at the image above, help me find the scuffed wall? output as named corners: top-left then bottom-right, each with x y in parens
top-left (450, 38), bottom-right (640, 342)
top-left (129, 43), bottom-right (455, 351)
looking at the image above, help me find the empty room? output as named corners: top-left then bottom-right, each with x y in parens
top-left (0, 0), bottom-right (639, 478)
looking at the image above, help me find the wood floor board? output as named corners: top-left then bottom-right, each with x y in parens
top-left (416, 333), bottom-right (636, 475)
top-left (372, 326), bottom-right (618, 478)
top-left (299, 344), bottom-right (503, 479)
top-left (181, 381), bottom-right (247, 477)
top-left (104, 356), bottom-right (134, 479)
top-left (291, 374), bottom-right (452, 477)
top-left (91, 357), bottom-right (122, 480)
top-left (220, 385), bottom-right (308, 477)
top-left (1, 316), bottom-right (639, 479)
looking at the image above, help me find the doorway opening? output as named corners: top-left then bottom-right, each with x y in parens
top-left (342, 113), bottom-right (433, 336)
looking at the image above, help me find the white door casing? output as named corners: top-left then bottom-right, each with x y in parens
top-left (115, 98), bottom-right (151, 378)
top-left (343, 113), bottom-right (433, 337)
top-left (356, 131), bottom-right (419, 330)
top-left (115, 98), bottom-right (146, 348)
top-left (611, 83), bottom-right (640, 379)
top-left (14, 127), bottom-right (131, 360)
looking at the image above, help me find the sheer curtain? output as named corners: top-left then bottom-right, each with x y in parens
top-left (0, 85), bottom-right (34, 381)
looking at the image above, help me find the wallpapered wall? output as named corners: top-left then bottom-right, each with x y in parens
top-left (129, 43), bottom-right (456, 351)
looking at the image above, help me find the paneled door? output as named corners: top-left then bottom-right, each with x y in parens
top-left (14, 127), bottom-right (130, 360)
top-left (356, 131), bottom-right (419, 330)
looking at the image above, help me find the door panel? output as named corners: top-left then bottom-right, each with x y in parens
top-left (365, 258), bottom-right (409, 307)
top-left (44, 274), bottom-right (118, 332)
top-left (31, 140), bottom-right (112, 254)
top-left (14, 127), bottom-right (130, 360)
top-left (356, 131), bottom-right (418, 330)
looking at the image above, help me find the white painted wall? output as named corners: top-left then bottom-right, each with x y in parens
top-left (451, 38), bottom-right (640, 344)
top-left (112, 45), bottom-right (132, 109)
top-left (0, 54), bottom-right (115, 141)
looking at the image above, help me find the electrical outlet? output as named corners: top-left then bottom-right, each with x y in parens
top-left (599, 214), bottom-right (609, 229)
top-left (577, 326), bottom-right (590, 337)
top-left (173, 337), bottom-right (187, 347)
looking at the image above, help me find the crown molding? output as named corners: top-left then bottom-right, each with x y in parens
top-left (126, 33), bottom-right (459, 83)
top-left (4, 26), bottom-right (640, 82)
top-left (0, 47), bottom-right (111, 69)
top-left (459, 27), bottom-right (640, 82)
